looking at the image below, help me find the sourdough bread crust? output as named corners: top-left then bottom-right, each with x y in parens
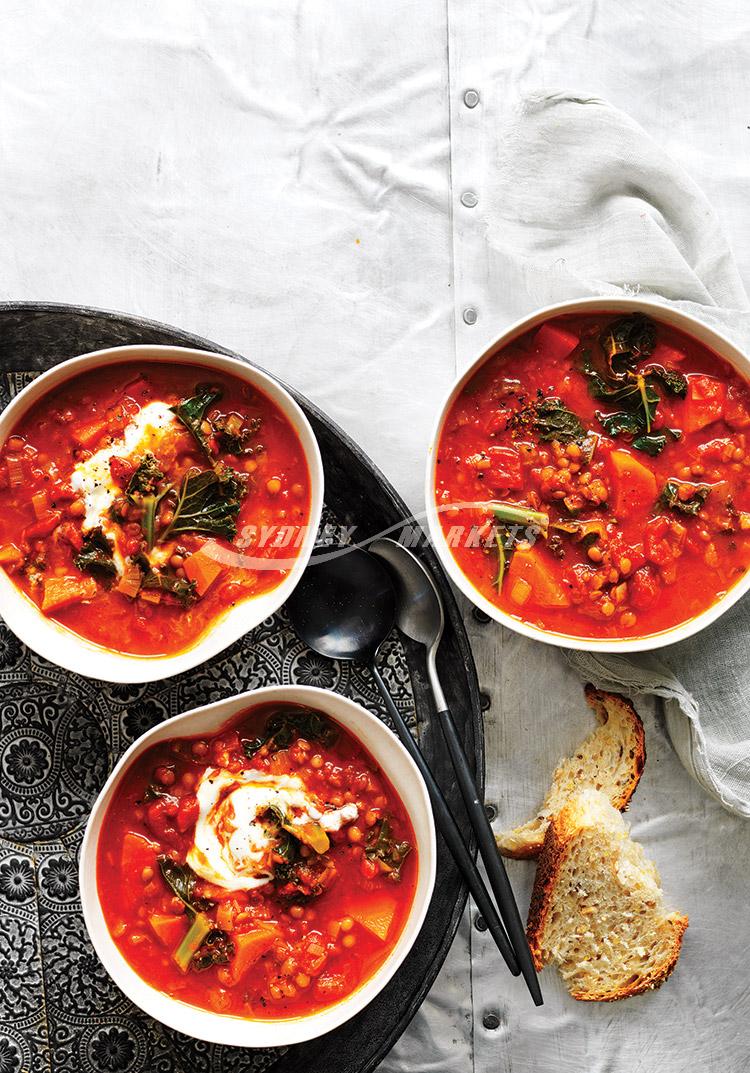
top-left (583, 684), bottom-right (646, 809)
top-left (526, 806), bottom-right (570, 971)
top-left (497, 685), bottom-right (646, 859)
top-left (526, 794), bottom-right (688, 1001)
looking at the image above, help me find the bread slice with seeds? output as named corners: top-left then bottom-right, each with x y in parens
top-left (496, 684), bottom-right (645, 859)
top-left (526, 788), bottom-right (687, 1001)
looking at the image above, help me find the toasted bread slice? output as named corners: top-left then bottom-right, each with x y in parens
top-left (527, 788), bottom-right (687, 1001)
top-left (496, 685), bottom-right (645, 859)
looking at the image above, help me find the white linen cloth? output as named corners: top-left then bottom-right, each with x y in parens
top-left (2, 3), bottom-right (750, 1072)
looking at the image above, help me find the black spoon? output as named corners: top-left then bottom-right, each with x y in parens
top-left (285, 544), bottom-right (520, 978)
top-left (370, 538), bottom-right (542, 1006)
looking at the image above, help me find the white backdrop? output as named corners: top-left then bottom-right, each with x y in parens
top-left (1, 3), bottom-right (749, 1071)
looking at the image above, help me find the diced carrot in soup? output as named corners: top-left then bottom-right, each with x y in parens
top-left (608, 450), bottom-right (658, 516)
top-left (314, 966), bottom-right (357, 1002)
top-left (350, 894), bottom-right (397, 941)
top-left (644, 515), bottom-right (683, 567)
top-left (72, 418), bottom-right (108, 448)
top-left (229, 925), bottom-right (281, 984)
top-left (6, 456), bottom-right (24, 488)
top-left (121, 832), bottom-right (160, 873)
top-left (506, 547), bottom-right (570, 608)
top-left (32, 490), bottom-right (49, 519)
top-left (0, 543), bottom-right (22, 565)
top-left (696, 438), bottom-right (732, 463)
top-left (725, 385), bottom-right (750, 429)
top-left (183, 544), bottom-right (224, 596)
top-left (208, 988), bottom-right (232, 1013)
top-left (630, 565), bottom-right (661, 609)
top-left (41, 575), bottom-right (97, 612)
top-left (109, 455), bottom-right (135, 485)
top-left (683, 375), bottom-right (726, 433)
top-left (117, 563), bottom-right (142, 599)
top-left (149, 913), bottom-right (188, 949)
top-left (120, 832), bottom-right (160, 900)
top-left (509, 576), bottom-right (532, 606)
top-left (533, 322), bottom-right (580, 361)
top-left (487, 446), bottom-right (523, 490)
top-left (23, 510), bottom-right (62, 541)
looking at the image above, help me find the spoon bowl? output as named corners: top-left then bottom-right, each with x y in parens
top-left (285, 545), bottom-right (395, 661)
top-left (370, 538), bottom-right (446, 708)
top-left (370, 539), bottom-right (445, 650)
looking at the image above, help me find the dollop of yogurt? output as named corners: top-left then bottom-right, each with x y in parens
top-left (187, 768), bottom-right (358, 891)
top-left (69, 401), bottom-right (178, 573)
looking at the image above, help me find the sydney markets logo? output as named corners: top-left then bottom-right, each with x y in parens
top-left (201, 502), bottom-right (546, 571)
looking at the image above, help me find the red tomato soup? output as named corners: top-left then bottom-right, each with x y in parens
top-left (435, 311), bottom-right (750, 639)
top-left (97, 703), bottom-right (418, 1019)
top-left (0, 362), bottom-right (312, 656)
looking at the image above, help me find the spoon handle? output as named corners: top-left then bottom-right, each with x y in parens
top-left (436, 707), bottom-right (543, 1006)
top-left (368, 661), bottom-right (519, 977)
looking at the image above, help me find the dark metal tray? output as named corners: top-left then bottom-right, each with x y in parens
top-left (0, 303), bottom-right (482, 1073)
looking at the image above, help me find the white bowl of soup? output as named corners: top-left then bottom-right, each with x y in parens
top-left (0, 346), bottom-right (323, 681)
top-left (427, 297), bottom-right (750, 651)
top-left (79, 685), bottom-right (436, 1047)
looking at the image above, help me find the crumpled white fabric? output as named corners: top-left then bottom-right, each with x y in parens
top-left (484, 92), bottom-right (750, 816)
